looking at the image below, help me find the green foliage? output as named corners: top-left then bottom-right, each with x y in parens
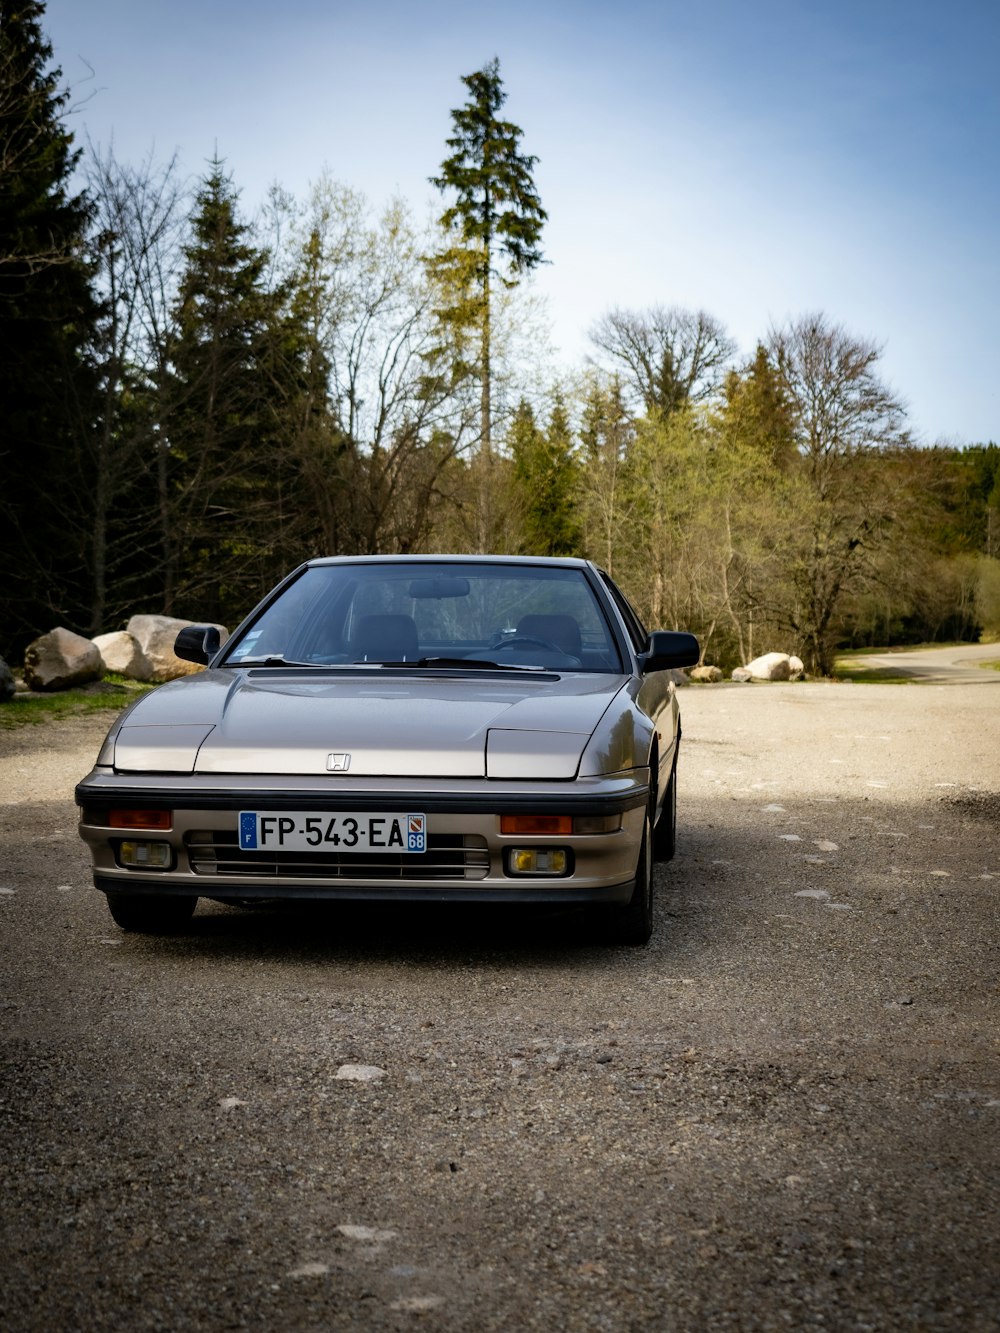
top-left (509, 395), bottom-right (581, 556)
top-left (577, 378), bottom-right (635, 575)
top-left (720, 344), bottom-right (797, 469)
top-left (430, 58), bottom-right (546, 284)
top-left (976, 555), bottom-right (1000, 638)
top-left (0, 0), bottom-right (100, 654)
top-left (159, 159), bottom-right (301, 623)
top-left (765, 315), bottom-right (909, 675)
top-left (429, 57), bottom-right (546, 488)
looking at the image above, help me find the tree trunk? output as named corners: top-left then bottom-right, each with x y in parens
top-left (476, 264), bottom-right (492, 553)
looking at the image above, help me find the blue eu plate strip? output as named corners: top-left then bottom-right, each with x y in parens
top-left (239, 811), bottom-right (258, 849)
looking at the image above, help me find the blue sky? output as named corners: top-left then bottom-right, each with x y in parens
top-left (45, 0), bottom-right (999, 444)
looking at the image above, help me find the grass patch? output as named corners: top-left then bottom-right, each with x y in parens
top-left (833, 641), bottom-right (1000, 681)
top-left (0, 675), bottom-right (157, 729)
top-left (831, 663), bottom-right (914, 684)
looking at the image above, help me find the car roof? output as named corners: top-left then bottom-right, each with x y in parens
top-left (305, 554), bottom-right (595, 570)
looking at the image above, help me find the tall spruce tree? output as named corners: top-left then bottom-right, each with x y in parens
top-left (429, 58), bottom-right (546, 474)
top-left (0, 0), bottom-right (99, 652)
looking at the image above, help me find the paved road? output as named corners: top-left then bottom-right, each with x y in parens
top-left (1, 683), bottom-right (998, 1331)
top-left (847, 641), bottom-right (1000, 683)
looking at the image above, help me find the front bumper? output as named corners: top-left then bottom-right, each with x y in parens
top-left (76, 769), bottom-right (649, 905)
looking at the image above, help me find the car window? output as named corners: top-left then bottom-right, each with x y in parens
top-left (224, 563), bottom-right (625, 672)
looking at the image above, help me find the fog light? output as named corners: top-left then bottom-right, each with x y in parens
top-left (118, 840), bottom-right (173, 870)
top-left (507, 847), bottom-right (570, 876)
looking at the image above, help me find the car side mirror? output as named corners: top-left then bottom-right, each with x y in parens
top-left (637, 630), bottom-right (700, 674)
top-left (174, 624), bottom-right (222, 666)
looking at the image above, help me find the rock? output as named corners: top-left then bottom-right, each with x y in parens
top-left (334, 1064), bottom-right (386, 1082)
top-left (731, 667), bottom-right (753, 683)
top-left (745, 652), bottom-right (792, 681)
top-left (92, 630), bottom-right (147, 679)
top-left (690, 665), bottom-right (723, 683)
top-left (23, 628), bottom-right (102, 691)
top-left (789, 655), bottom-right (806, 680)
top-left (0, 656), bottom-right (15, 702)
top-left (126, 614), bottom-right (228, 682)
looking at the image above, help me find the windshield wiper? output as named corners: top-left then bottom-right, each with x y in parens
top-left (413, 657), bottom-right (547, 672)
top-left (235, 655), bottom-right (320, 667)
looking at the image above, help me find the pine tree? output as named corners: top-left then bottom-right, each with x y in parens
top-left (0, 0), bottom-right (99, 652)
top-left (429, 58), bottom-right (546, 477)
top-left (509, 394), bottom-right (581, 556)
top-left (160, 160), bottom-right (296, 623)
top-left (719, 344), bottom-right (797, 470)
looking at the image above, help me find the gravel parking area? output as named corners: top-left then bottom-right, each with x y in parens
top-left (1, 675), bottom-right (998, 1331)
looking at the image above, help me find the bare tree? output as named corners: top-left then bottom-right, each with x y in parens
top-left (84, 144), bottom-right (187, 629)
top-left (589, 305), bottom-right (737, 417)
top-left (275, 176), bottom-right (477, 554)
top-left (767, 314), bottom-right (909, 674)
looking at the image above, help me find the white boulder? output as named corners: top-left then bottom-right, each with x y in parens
top-left (731, 666), bottom-right (753, 683)
top-left (745, 652), bottom-right (792, 682)
top-left (23, 627), bottom-right (103, 691)
top-left (126, 614), bottom-right (228, 682)
top-left (92, 631), bottom-right (146, 678)
top-left (789, 655), bottom-right (805, 680)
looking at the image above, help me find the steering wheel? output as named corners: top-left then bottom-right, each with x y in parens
top-left (490, 634), bottom-right (563, 654)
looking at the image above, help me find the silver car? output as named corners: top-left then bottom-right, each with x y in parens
top-left (76, 556), bottom-right (699, 945)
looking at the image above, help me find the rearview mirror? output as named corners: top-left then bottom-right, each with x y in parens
top-left (637, 631), bottom-right (700, 674)
top-left (174, 624), bottom-right (222, 666)
top-left (408, 577), bottom-right (470, 599)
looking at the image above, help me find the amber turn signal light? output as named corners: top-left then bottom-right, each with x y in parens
top-left (500, 814), bottom-right (573, 835)
top-left (108, 809), bottom-right (172, 831)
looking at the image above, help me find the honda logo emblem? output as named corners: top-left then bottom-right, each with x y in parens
top-left (327, 752), bottom-right (351, 771)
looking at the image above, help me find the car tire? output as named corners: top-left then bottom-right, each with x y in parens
top-left (607, 811), bottom-right (653, 946)
top-left (105, 893), bottom-right (198, 934)
top-left (651, 761), bottom-right (677, 863)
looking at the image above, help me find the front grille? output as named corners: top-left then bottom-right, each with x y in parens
top-left (186, 830), bottom-right (490, 881)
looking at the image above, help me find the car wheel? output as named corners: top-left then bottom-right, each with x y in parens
top-left (105, 893), bottom-right (198, 934)
top-left (651, 761), bottom-right (677, 863)
top-left (607, 810), bottom-right (653, 946)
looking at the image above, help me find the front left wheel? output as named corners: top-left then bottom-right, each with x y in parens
top-left (606, 811), bottom-right (653, 946)
top-left (105, 893), bottom-right (198, 934)
top-left (652, 761), bottom-right (677, 862)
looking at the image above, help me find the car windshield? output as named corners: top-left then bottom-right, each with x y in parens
top-left (223, 562), bottom-right (625, 673)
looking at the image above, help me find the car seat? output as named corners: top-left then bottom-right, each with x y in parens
top-left (350, 613), bottom-right (420, 662)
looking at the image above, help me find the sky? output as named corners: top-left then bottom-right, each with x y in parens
top-left (43, 0), bottom-right (1000, 445)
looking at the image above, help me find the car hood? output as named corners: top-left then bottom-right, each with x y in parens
top-left (110, 668), bottom-right (627, 779)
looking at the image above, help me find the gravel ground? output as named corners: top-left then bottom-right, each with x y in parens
top-left (1, 673), bottom-right (998, 1332)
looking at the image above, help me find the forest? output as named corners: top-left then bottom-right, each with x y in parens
top-left (2, 2), bottom-right (998, 675)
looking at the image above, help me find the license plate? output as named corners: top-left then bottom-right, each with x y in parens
top-left (239, 811), bottom-right (426, 853)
